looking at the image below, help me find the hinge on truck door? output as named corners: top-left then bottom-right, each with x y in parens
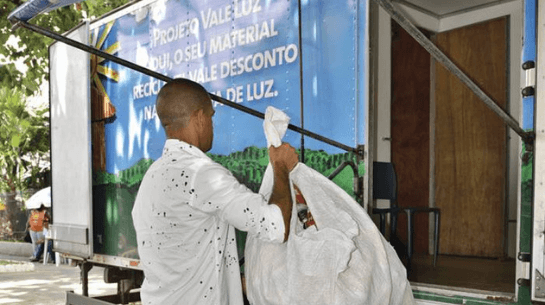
top-left (518, 252), bottom-right (531, 288)
top-left (356, 145), bottom-right (365, 162)
top-left (520, 60), bottom-right (537, 150)
top-left (519, 252), bottom-right (531, 262)
top-left (522, 61), bottom-right (536, 98)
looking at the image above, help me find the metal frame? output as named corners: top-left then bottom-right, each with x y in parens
top-left (532, 0), bottom-right (545, 300)
top-left (89, 254), bottom-right (141, 271)
top-left (297, 0), bottom-right (306, 162)
top-left (66, 291), bottom-right (141, 305)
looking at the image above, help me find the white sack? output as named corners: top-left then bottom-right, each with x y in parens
top-left (244, 107), bottom-right (415, 305)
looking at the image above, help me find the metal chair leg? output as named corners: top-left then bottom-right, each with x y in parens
top-left (406, 209), bottom-right (414, 273)
top-left (433, 210), bottom-right (440, 267)
top-left (390, 208), bottom-right (399, 241)
top-left (379, 213), bottom-right (386, 235)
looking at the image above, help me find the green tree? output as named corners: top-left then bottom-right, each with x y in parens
top-left (0, 0), bottom-right (130, 96)
top-left (0, 87), bottom-right (49, 237)
top-left (0, 88), bottom-right (48, 192)
top-left (0, 0), bottom-right (130, 239)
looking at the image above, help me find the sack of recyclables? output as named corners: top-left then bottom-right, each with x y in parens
top-left (244, 107), bottom-right (415, 305)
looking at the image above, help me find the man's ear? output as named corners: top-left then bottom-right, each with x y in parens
top-left (195, 108), bottom-right (204, 123)
top-left (194, 108), bottom-right (206, 128)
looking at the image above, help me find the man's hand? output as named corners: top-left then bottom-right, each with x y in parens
top-left (268, 143), bottom-right (298, 242)
top-left (269, 143), bottom-right (299, 174)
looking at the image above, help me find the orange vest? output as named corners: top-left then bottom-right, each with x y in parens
top-left (29, 210), bottom-right (46, 232)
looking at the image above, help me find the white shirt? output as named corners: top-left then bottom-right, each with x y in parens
top-left (132, 139), bottom-right (284, 305)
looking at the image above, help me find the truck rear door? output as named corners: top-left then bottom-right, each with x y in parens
top-left (49, 21), bottom-right (94, 259)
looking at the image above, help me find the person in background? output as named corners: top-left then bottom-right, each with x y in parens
top-left (27, 204), bottom-right (50, 262)
top-left (132, 78), bottom-right (298, 305)
top-left (32, 213), bottom-right (55, 264)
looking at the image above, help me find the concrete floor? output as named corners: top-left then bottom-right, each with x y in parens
top-left (0, 255), bottom-right (119, 305)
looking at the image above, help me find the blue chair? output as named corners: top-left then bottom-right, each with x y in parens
top-left (372, 161), bottom-right (440, 269)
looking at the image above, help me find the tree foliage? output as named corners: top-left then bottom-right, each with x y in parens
top-left (0, 0), bottom-right (130, 96)
top-left (0, 87), bottom-right (49, 193)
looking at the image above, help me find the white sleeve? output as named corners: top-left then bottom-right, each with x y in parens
top-left (189, 161), bottom-right (285, 243)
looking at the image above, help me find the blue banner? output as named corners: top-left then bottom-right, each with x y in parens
top-left (87, 0), bottom-right (367, 257)
top-left (522, 0), bottom-right (536, 64)
top-left (91, 0), bottom-right (366, 174)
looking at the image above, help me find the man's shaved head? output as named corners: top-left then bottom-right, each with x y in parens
top-left (156, 78), bottom-right (212, 132)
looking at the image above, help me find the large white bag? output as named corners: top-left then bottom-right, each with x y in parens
top-left (244, 107), bottom-right (415, 305)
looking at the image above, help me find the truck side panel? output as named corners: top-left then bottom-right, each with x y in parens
top-left (89, 0), bottom-right (367, 259)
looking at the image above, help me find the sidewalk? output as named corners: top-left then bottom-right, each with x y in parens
top-left (0, 241), bottom-right (33, 257)
top-left (0, 253), bottom-right (118, 305)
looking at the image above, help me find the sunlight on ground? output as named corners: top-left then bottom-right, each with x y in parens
top-left (0, 271), bottom-right (117, 304)
top-left (0, 298), bottom-right (23, 304)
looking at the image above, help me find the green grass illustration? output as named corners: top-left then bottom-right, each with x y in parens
top-left (92, 147), bottom-right (365, 257)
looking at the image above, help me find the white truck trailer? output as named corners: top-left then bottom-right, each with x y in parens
top-left (7, 0), bottom-right (545, 304)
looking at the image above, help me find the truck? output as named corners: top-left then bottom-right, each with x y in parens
top-left (6, 0), bottom-right (543, 304)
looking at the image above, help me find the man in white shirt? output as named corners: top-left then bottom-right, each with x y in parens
top-left (132, 78), bottom-right (298, 305)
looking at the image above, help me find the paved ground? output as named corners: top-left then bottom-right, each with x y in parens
top-left (0, 254), bottom-right (118, 305)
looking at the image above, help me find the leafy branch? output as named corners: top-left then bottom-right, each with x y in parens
top-left (0, 0), bottom-right (130, 96)
top-left (0, 87), bottom-right (49, 193)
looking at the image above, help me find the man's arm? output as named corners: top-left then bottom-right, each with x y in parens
top-left (268, 143), bottom-right (299, 242)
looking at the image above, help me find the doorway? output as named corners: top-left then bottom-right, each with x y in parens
top-left (390, 17), bottom-right (514, 292)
